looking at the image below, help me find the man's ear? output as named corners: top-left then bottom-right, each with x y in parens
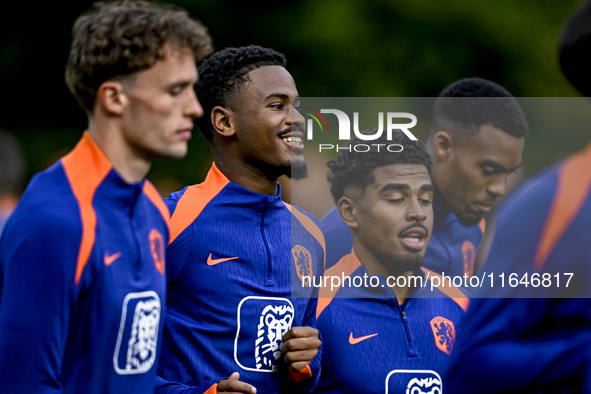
top-left (211, 106), bottom-right (235, 138)
top-left (337, 196), bottom-right (358, 229)
top-left (96, 81), bottom-right (127, 116)
top-left (431, 131), bottom-right (454, 161)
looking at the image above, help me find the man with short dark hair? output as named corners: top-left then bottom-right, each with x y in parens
top-left (156, 46), bottom-right (323, 394)
top-left (315, 130), bottom-right (467, 393)
top-left (446, 2), bottom-right (591, 392)
top-left (0, 2), bottom-right (212, 393)
top-left (321, 78), bottom-right (528, 279)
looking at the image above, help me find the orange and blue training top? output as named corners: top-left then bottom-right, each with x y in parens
top-left (446, 142), bottom-right (591, 393)
top-left (155, 163), bottom-right (325, 394)
top-left (0, 132), bottom-right (169, 394)
top-left (315, 249), bottom-right (467, 394)
top-left (321, 204), bottom-right (484, 278)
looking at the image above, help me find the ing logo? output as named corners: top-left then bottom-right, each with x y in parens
top-left (113, 291), bottom-right (161, 375)
top-left (385, 370), bottom-right (442, 394)
top-left (234, 297), bottom-right (295, 373)
top-left (149, 229), bottom-right (165, 275)
top-left (430, 316), bottom-right (456, 355)
top-left (291, 245), bottom-right (313, 286)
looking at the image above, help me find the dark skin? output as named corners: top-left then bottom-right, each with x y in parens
top-left (338, 164), bottom-right (434, 304)
top-left (210, 66), bottom-right (306, 196)
top-left (428, 124), bottom-right (523, 226)
top-left (210, 66), bottom-right (319, 393)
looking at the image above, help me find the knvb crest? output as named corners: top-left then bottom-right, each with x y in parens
top-left (149, 228), bottom-right (165, 275)
top-left (430, 316), bottom-right (456, 355)
top-left (291, 245), bottom-right (313, 286)
top-left (462, 241), bottom-right (475, 278)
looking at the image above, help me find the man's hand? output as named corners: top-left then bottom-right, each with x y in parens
top-left (217, 372), bottom-right (257, 393)
top-left (280, 326), bottom-right (321, 372)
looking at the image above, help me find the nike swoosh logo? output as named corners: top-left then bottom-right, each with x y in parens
top-left (349, 332), bottom-right (378, 345)
top-left (104, 252), bottom-right (122, 266)
top-left (207, 253), bottom-right (239, 266)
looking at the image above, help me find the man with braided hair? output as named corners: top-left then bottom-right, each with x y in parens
top-left (156, 46), bottom-right (323, 394)
top-left (315, 130), bottom-right (467, 393)
top-left (0, 2), bottom-right (211, 393)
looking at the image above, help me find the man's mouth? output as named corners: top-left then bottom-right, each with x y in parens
top-left (177, 126), bottom-right (193, 140)
top-left (278, 130), bottom-right (304, 151)
top-left (281, 135), bottom-right (303, 144)
top-left (473, 201), bottom-right (494, 213)
top-left (399, 226), bottom-right (427, 251)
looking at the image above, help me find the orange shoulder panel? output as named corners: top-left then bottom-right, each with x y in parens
top-left (143, 180), bottom-right (171, 239)
top-left (283, 202), bottom-right (327, 270)
top-left (534, 143), bottom-right (591, 271)
top-left (169, 163), bottom-right (229, 245)
top-left (61, 132), bottom-right (112, 285)
top-left (316, 250), bottom-right (361, 319)
top-left (421, 267), bottom-right (470, 312)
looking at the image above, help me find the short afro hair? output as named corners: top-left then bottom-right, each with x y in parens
top-left (195, 45), bottom-right (287, 141)
top-left (66, 0), bottom-right (212, 114)
top-left (559, 1), bottom-right (591, 97)
top-left (327, 130), bottom-right (432, 203)
top-left (429, 77), bottom-right (529, 145)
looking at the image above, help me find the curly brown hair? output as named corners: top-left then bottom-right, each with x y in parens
top-left (65, 1), bottom-right (213, 114)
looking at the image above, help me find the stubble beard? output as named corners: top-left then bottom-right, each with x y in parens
top-left (384, 252), bottom-right (425, 275)
top-left (284, 158), bottom-right (308, 180)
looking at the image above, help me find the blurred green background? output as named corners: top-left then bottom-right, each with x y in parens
top-left (0, 0), bottom-right (587, 197)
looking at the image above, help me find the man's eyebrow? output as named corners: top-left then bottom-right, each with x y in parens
top-left (482, 160), bottom-right (523, 172)
top-left (264, 93), bottom-right (289, 101)
top-left (169, 80), bottom-right (193, 89)
top-left (420, 184), bottom-right (434, 192)
top-left (379, 183), bottom-right (409, 193)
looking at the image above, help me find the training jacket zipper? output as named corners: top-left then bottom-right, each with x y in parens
top-left (261, 203), bottom-right (273, 286)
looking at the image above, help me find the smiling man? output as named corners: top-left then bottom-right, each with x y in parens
top-left (321, 78), bottom-right (528, 279)
top-left (155, 46), bottom-right (324, 394)
top-left (315, 130), bottom-right (468, 394)
top-left (0, 2), bottom-right (211, 393)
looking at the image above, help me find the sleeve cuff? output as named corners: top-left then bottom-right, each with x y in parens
top-left (288, 365), bottom-right (312, 382)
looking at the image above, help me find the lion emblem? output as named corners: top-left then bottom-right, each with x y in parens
top-left (406, 377), bottom-right (442, 394)
top-left (126, 298), bottom-right (160, 372)
top-left (255, 304), bottom-right (294, 371)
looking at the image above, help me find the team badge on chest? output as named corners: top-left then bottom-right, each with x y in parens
top-left (291, 245), bottom-right (313, 286)
top-left (149, 229), bottom-right (165, 275)
top-left (430, 316), bottom-right (456, 355)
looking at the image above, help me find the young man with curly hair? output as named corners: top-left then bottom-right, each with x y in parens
top-left (315, 130), bottom-right (468, 393)
top-left (321, 78), bottom-right (528, 279)
top-left (156, 46), bottom-right (323, 394)
top-left (0, 2), bottom-right (211, 393)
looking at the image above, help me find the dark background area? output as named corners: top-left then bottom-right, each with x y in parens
top-left (0, 0), bottom-right (587, 196)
